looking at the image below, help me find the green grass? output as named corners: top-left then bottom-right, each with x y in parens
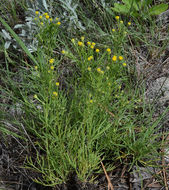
top-left (0, 0), bottom-right (168, 188)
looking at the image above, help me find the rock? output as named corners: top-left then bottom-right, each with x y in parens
top-left (157, 10), bottom-right (169, 26)
top-left (146, 77), bottom-right (169, 104)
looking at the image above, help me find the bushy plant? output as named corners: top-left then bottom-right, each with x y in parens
top-left (0, 1), bottom-right (168, 188)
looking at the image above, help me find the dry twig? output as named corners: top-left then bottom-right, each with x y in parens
top-left (100, 161), bottom-right (114, 190)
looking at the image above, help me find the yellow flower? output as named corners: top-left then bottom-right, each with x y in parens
top-left (78, 41), bottom-right (83, 46)
top-left (123, 63), bottom-right (127, 67)
top-left (128, 22), bottom-right (131, 26)
top-left (34, 66), bottom-right (38, 70)
top-left (35, 11), bottom-right (39, 15)
top-left (56, 82), bottom-right (59, 86)
top-left (39, 15), bottom-right (42, 19)
top-left (96, 49), bottom-right (100, 53)
top-left (112, 56), bottom-right (117, 61)
top-left (90, 45), bottom-right (94, 49)
top-left (87, 67), bottom-right (91, 71)
top-left (97, 68), bottom-right (101, 72)
top-left (46, 15), bottom-right (49, 19)
top-left (100, 70), bottom-right (104, 74)
top-left (87, 42), bottom-right (91, 46)
top-left (119, 56), bottom-right (123, 60)
top-left (81, 36), bottom-right (85, 41)
top-left (34, 18), bottom-right (37, 21)
top-left (34, 94), bottom-right (38, 99)
top-left (56, 17), bottom-right (59, 21)
top-left (56, 21), bottom-right (61, 25)
top-left (49, 59), bottom-right (55, 64)
top-left (50, 18), bottom-right (53, 22)
top-left (40, 22), bottom-right (43, 25)
top-left (112, 29), bottom-right (115, 32)
top-left (88, 56), bottom-right (93, 61)
top-left (120, 20), bottom-right (123, 24)
top-left (43, 13), bottom-right (48, 16)
top-left (115, 16), bottom-right (120, 20)
top-left (106, 48), bottom-right (111, 53)
top-left (91, 42), bottom-right (96, 46)
top-left (89, 99), bottom-right (93, 103)
top-left (61, 50), bottom-right (65, 54)
top-left (106, 66), bottom-right (110, 70)
top-left (50, 66), bottom-right (54, 70)
top-left (53, 91), bottom-right (58, 96)
top-left (71, 38), bottom-right (75, 43)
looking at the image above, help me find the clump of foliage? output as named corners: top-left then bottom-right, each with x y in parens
top-left (0, 0), bottom-right (168, 188)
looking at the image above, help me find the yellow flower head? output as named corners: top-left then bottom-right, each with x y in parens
top-left (106, 48), bottom-right (111, 53)
top-left (35, 11), bottom-right (39, 15)
top-left (46, 15), bottom-right (49, 19)
top-left (53, 91), bottom-right (58, 96)
top-left (100, 70), bottom-right (104, 74)
top-left (40, 22), bottom-right (44, 25)
top-left (50, 66), bottom-right (54, 70)
top-left (115, 16), bottom-right (120, 20)
top-left (88, 56), bottom-right (93, 61)
top-left (34, 18), bottom-right (37, 21)
top-left (87, 42), bottom-right (91, 46)
top-left (97, 68), bottom-right (101, 73)
top-left (89, 99), bottom-right (93, 103)
top-left (96, 49), bottom-right (100, 53)
top-left (81, 36), bottom-right (85, 41)
top-left (49, 59), bottom-right (55, 64)
top-left (87, 67), bottom-right (91, 71)
top-left (34, 94), bottom-right (38, 99)
top-left (61, 50), bottom-right (65, 54)
top-left (43, 13), bottom-right (48, 16)
top-left (71, 38), bottom-right (75, 43)
top-left (120, 20), bottom-right (123, 24)
top-left (119, 56), bottom-right (123, 60)
top-left (112, 56), bottom-right (117, 61)
top-left (78, 41), bottom-right (83, 46)
top-left (128, 22), bottom-right (131, 26)
top-left (34, 66), bottom-right (38, 70)
top-left (91, 42), bottom-right (96, 46)
top-left (123, 63), bottom-right (127, 67)
top-left (39, 15), bottom-right (42, 19)
top-left (50, 18), bottom-right (53, 22)
top-left (112, 29), bottom-right (115, 32)
top-left (90, 45), bottom-right (94, 49)
top-left (56, 82), bottom-right (59, 86)
top-left (57, 21), bottom-right (61, 25)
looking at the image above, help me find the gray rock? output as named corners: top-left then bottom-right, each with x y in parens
top-left (146, 77), bottom-right (169, 104)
